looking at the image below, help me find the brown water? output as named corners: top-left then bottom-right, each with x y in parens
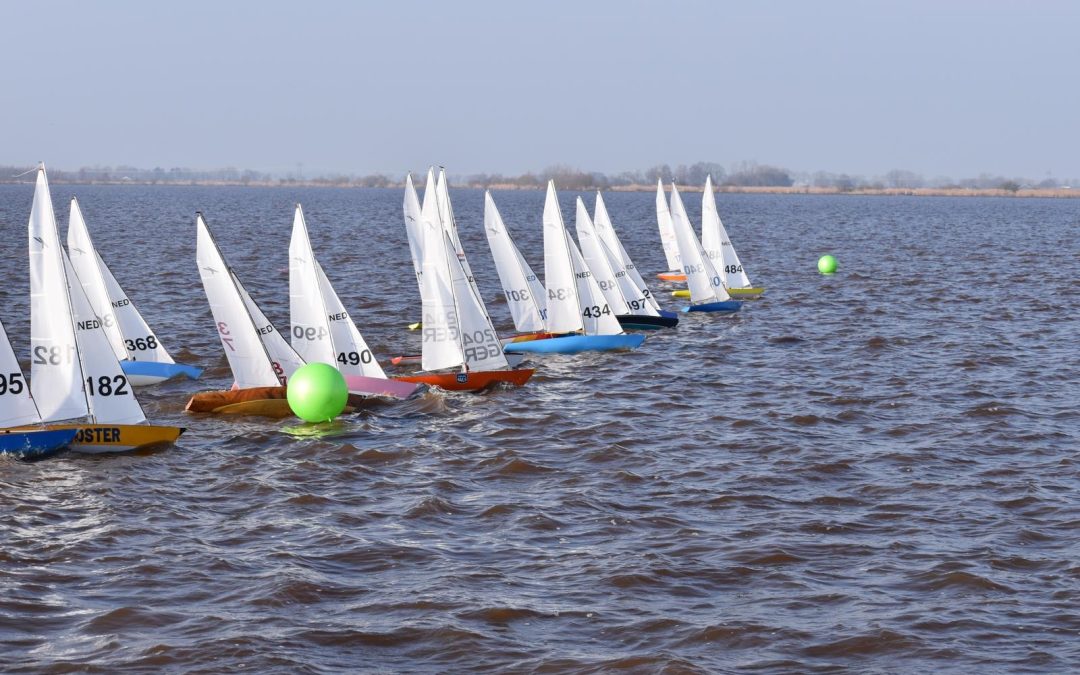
top-left (0, 186), bottom-right (1077, 672)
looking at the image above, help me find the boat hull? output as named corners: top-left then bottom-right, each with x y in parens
top-left (671, 289), bottom-right (691, 298)
top-left (344, 375), bottom-right (420, 400)
top-left (0, 428), bottom-right (78, 458)
top-left (728, 286), bottom-right (766, 298)
top-left (681, 300), bottom-right (743, 313)
top-left (186, 386), bottom-right (373, 417)
top-left (616, 314), bottom-right (679, 330)
top-left (121, 360), bottom-right (203, 386)
top-left (394, 368), bottom-right (535, 391)
top-left (657, 271), bottom-right (687, 282)
top-left (6, 424), bottom-right (184, 453)
top-left (503, 334), bottom-right (645, 354)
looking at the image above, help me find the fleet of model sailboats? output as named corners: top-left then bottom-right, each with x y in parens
top-left (14, 165), bottom-right (184, 452)
top-left (504, 182), bottom-right (645, 354)
top-left (5, 164), bottom-right (762, 452)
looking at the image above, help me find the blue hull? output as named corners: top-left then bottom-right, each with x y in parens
top-left (681, 300), bottom-right (743, 313)
top-left (504, 334), bottom-right (645, 354)
top-left (658, 310), bottom-right (680, 320)
top-left (0, 428), bottom-right (78, 458)
top-left (121, 361), bottom-right (203, 381)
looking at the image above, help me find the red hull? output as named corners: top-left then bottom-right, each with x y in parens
top-left (394, 368), bottom-right (534, 392)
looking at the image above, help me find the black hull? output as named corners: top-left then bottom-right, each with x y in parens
top-left (616, 314), bottom-right (679, 330)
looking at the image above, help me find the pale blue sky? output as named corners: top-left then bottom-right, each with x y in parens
top-left (2, 0), bottom-right (1077, 179)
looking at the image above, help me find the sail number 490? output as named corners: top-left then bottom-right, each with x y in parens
top-left (337, 350), bottom-right (373, 366)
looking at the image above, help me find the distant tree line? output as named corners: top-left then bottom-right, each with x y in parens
top-left (1, 163), bottom-right (1073, 192)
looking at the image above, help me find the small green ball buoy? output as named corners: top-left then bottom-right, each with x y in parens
top-left (817, 254), bottom-right (838, 275)
top-left (286, 362), bottom-right (349, 422)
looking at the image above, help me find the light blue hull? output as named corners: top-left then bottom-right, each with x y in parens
top-left (121, 361), bottom-right (203, 383)
top-left (0, 428), bottom-right (78, 458)
top-left (503, 334), bottom-right (645, 354)
top-left (681, 300), bottom-right (743, 313)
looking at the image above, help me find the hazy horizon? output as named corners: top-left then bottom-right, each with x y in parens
top-left (3, 1), bottom-right (1077, 180)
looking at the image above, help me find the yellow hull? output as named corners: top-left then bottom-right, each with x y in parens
top-left (673, 287), bottom-right (764, 299)
top-left (728, 286), bottom-right (765, 297)
top-left (9, 423), bottom-right (184, 454)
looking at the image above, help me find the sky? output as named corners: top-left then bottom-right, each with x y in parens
top-left (2, 0), bottom-right (1078, 180)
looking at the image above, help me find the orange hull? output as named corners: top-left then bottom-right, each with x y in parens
top-left (394, 368), bottom-right (534, 392)
top-left (186, 387), bottom-right (370, 417)
top-left (657, 271), bottom-right (688, 282)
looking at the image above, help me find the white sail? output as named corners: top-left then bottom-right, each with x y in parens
top-left (96, 253), bottom-right (174, 363)
top-left (434, 169), bottom-right (490, 323)
top-left (66, 198), bottom-right (126, 360)
top-left (290, 204), bottom-right (335, 365)
top-left (483, 191), bottom-right (547, 333)
top-left (196, 213), bottom-right (285, 388)
top-left (435, 169), bottom-right (467, 271)
top-left (669, 184), bottom-right (730, 304)
top-left (594, 192), bottom-right (660, 312)
top-left (289, 204), bottom-right (386, 379)
top-left (574, 197), bottom-right (630, 315)
top-left (318, 263), bottom-right (386, 378)
top-left (67, 198), bottom-right (174, 364)
top-left (29, 166), bottom-right (87, 422)
top-left (236, 276), bottom-right (305, 382)
top-left (0, 318), bottom-right (41, 427)
top-left (542, 182), bottom-right (584, 335)
top-left (567, 236), bottom-right (622, 335)
top-left (63, 251), bottom-right (147, 425)
top-left (420, 190), bottom-right (466, 372)
top-left (655, 179), bottom-right (681, 271)
top-left (443, 231), bottom-right (508, 371)
top-left (402, 173), bottom-right (425, 294)
top-left (701, 174), bottom-right (752, 288)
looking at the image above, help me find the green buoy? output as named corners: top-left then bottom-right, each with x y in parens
top-left (817, 254), bottom-right (838, 275)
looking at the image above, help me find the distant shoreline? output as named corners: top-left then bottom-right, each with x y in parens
top-left (1, 179), bottom-right (1076, 198)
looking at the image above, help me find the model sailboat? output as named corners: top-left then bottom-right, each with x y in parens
top-left (700, 175), bottom-right (764, 297)
top-left (668, 183), bottom-right (742, 313)
top-left (16, 165), bottom-right (184, 452)
top-left (186, 212), bottom-right (307, 415)
top-left (505, 182), bottom-right (645, 354)
top-left (574, 197), bottom-right (677, 330)
top-left (0, 317), bottom-right (77, 458)
top-left (66, 197), bottom-right (202, 385)
top-left (288, 204), bottom-right (418, 399)
top-left (654, 179), bottom-right (686, 282)
top-left (592, 192), bottom-right (668, 316)
top-left (395, 184), bottom-right (535, 391)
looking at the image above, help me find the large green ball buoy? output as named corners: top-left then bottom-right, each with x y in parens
top-left (817, 254), bottom-right (838, 275)
top-left (286, 363), bottom-right (349, 422)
